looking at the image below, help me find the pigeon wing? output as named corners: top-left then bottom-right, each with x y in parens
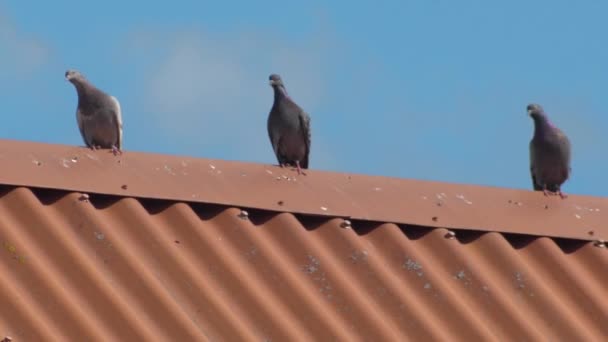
top-left (109, 96), bottom-right (123, 149)
top-left (76, 108), bottom-right (90, 147)
top-left (267, 108), bottom-right (282, 161)
top-left (299, 110), bottom-right (311, 169)
top-left (529, 141), bottom-right (542, 190)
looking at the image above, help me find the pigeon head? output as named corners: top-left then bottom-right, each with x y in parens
top-left (65, 69), bottom-right (85, 83)
top-left (527, 103), bottom-right (545, 119)
top-left (527, 103), bottom-right (557, 130)
top-left (269, 74), bottom-right (284, 87)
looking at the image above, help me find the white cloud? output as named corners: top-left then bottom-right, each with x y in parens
top-left (0, 13), bottom-right (51, 79)
top-left (123, 28), bottom-right (332, 164)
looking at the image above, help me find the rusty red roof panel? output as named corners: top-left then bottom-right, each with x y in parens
top-left (0, 139), bottom-right (606, 241)
top-left (0, 139), bottom-right (606, 341)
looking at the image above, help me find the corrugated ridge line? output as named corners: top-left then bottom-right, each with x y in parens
top-left (2, 186), bottom-right (606, 340)
top-left (145, 204), bottom-right (318, 340)
top-left (95, 198), bottom-right (209, 341)
top-left (216, 209), bottom-right (363, 341)
top-left (0, 257), bottom-right (59, 341)
top-left (0, 188), bottom-right (112, 341)
top-left (259, 213), bottom-right (403, 341)
top-left (574, 243), bottom-right (608, 286)
top-left (147, 203), bottom-right (297, 340)
top-left (456, 233), bottom-right (546, 340)
top-left (197, 208), bottom-right (325, 341)
top-left (520, 238), bottom-right (608, 337)
top-left (202, 208), bottom-right (355, 341)
top-left (200, 208), bottom-right (324, 341)
top-left (51, 192), bottom-right (179, 341)
top-left (448, 232), bottom-right (552, 341)
top-left (0, 224), bottom-right (63, 341)
top-left (569, 244), bottom-right (608, 336)
top-left (423, 230), bottom-right (546, 341)
top-left (406, 229), bottom-right (547, 340)
top-left (41, 192), bottom-right (156, 341)
top-left (309, 220), bottom-right (457, 341)
top-left (387, 227), bottom-right (523, 341)
top-left (358, 224), bottom-right (509, 341)
top-left (448, 229), bottom-right (592, 341)
top-left (135, 203), bottom-right (259, 341)
top-left (49, 194), bottom-right (196, 340)
top-left (508, 242), bottom-right (599, 341)
top-left (463, 232), bottom-right (592, 341)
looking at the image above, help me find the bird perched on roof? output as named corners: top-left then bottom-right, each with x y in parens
top-left (66, 69), bottom-right (123, 155)
top-left (267, 74), bottom-right (311, 175)
top-left (527, 103), bottom-right (571, 198)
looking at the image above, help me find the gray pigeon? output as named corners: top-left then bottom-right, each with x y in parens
top-left (528, 103), bottom-right (571, 198)
top-left (267, 74), bottom-right (311, 175)
top-left (66, 69), bottom-right (123, 155)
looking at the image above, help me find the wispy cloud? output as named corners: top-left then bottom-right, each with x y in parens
top-left (0, 12), bottom-right (51, 79)
top-left (120, 28), bottom-right (333, 166)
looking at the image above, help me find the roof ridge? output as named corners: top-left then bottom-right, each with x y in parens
top-left (0, 138), bottom-right (606, 241)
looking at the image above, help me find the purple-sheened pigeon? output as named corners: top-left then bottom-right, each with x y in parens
top-left (528, 103), bottom-right (571, 198)
top-left (66, 69), bottom-right (123, 155)
top-left (267, 74), bottom-right (311, 175)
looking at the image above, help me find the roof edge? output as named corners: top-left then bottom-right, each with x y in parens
top-left (0, 139), bottom-right (606, 241)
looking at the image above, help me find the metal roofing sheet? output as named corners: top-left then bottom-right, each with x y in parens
top-left (0, 187), bottom-right (606, 341)
top-left (0, 139), bottom-right (606, 341)
top-left (0, 139), bottom-right (606, 241)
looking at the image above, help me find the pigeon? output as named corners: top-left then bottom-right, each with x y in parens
top-left (527, 103), bottom-right (571, 198)
top-left (267, 74), bottom-right (311, 175)
top-left (66, 69), bottom-right (123, 155)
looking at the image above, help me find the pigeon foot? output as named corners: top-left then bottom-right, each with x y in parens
top-left (295, 161), bottom-right (307, 176)
top-left (542, 187), bottom-right (566, 199)
top-left (111, 145), bottom-right (122, 156)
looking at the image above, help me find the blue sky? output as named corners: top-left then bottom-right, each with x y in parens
top-left (1, 1), bottom-right (607, 196)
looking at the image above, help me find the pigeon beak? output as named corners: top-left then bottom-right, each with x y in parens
top-left (269, 80), bottom-right (275, 86)
top-left (527, 109), bottom-right (533, 116)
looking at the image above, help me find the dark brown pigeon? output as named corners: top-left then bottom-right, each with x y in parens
top-left (528, 103), bottom-right (571, 198)
top-left (267, 74), bottom-right (311, 175)
top-left (66, 69), bottom-right (123, 155)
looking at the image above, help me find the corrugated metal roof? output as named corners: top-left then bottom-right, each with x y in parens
top-left (0, 139), bottom-right (606, 341)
